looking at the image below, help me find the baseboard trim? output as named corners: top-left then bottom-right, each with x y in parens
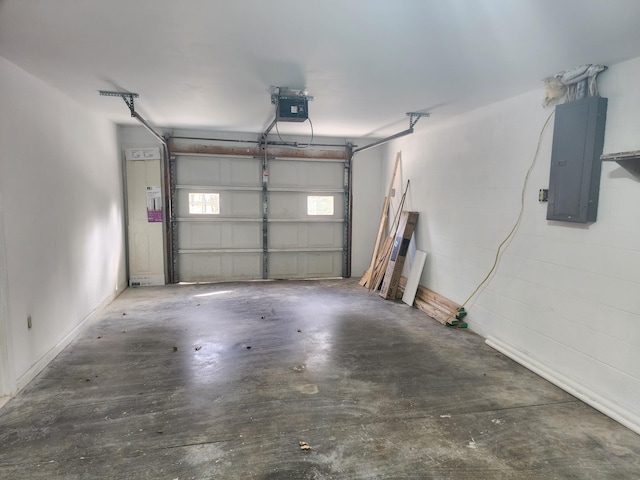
top-left (15, 282), bottom-right (127, 393)
top-left (486, 336), bottom-right (640, 436)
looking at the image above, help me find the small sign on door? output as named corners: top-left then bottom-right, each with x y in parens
top-left (146, 186), bottom-right (162, 222)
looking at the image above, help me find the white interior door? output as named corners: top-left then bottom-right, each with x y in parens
top-left (126, 155), bottom-right (165, 286)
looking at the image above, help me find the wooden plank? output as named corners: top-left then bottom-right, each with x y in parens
top-left (379, 211), bottom-right (419, 299)
top-left (414, 298), bottom-right (451, 325)
top-left (369, 236), bottom-right (393, 291)
top-left (358, 267), bottom-right (371, 286)
top-left (359, 152), bottom-right (402, 287)
top-left (359, 196), bottom-right (389, 287)
top-left (415, 287), bottom-right (460, 313)
top-left (417, 296), bottom-right (452, 317)
top-left (402, 251), bottom-right (427, 306)
top-left (169, 138), bottom-right (349, 160)
top-left (414, 285), bottom-right (458, 310)
top-left (398, 278), bottom-right (461, 325)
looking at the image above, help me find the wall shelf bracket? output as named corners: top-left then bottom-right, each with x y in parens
top-left (601, 150), bottom-right (640, 162)
top-left (601, 150), bottom-right (640, 176)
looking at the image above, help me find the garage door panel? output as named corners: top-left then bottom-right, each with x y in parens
top-left (269, 252), bottom-right (297, 278)
top-left (269, 192), bottom-right (302, 219)
top-left (179, 222), bottom-right (261, 249)
top-left (176, 156), bottom-right (261, 186)
top-left (269, 224), bottom-right (299, 248)
top-left (178, 252), bottom-right (262, 281)
top-left (269, 223), bottom-right (342, 249)
top-left (269, 160), bottom-right (343, 189)
top-left (228, 223), bottom-right (262, 248)
top-left (230, 161), bottom-right (260, 185)
top-left (306, 223), bottom-right (342, 247)
top-left (224, 191), bottom-right (262, 217)
top-left (306, 252), bottom-right (342, 276)
top-left (269, 252), bottom-right (341, 279)
top-left (181, 222), bottom-right (221, 247)
top-left (179, 253), bottom-right (222, 281)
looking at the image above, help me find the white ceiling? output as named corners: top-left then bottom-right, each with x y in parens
top-left (2, 0), bottom-right (640, 139)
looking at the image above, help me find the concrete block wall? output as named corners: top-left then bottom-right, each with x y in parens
top-left (386, 56), bottom-right (640, 433)
top-left (0, 56), bottom-right (127, 394)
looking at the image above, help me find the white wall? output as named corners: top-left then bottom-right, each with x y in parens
top-left (351, 147), bottom-right (384, 276)
top-left (0, 192), bottom-right (14, 395)
top-left (384, 57), bottom-right (640, 434)
top-left (0, 56), bottom-right (127, 394)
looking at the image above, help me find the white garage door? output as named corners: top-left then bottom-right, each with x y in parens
top-left (173, 152), bottom-right (346, 282)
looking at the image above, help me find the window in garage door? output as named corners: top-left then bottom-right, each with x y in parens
top-left (188, 193), bottom-right (220, 214)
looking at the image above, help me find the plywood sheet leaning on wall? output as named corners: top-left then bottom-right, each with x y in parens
top-left (402, 250), bottom-right (427, 306)
top-left (379, 211), bottom-right (419, 299)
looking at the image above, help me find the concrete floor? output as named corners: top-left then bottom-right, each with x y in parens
top-left (0, 279), bottom-right (639, 479)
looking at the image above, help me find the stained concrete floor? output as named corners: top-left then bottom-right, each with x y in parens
top-left (1, 279), bottom-right (639, 479)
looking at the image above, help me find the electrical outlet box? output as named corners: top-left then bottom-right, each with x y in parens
top-left (539, 189), bottom-right (549, 202)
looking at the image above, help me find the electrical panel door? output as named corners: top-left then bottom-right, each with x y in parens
top-left (547, 96), bottom-right (607, 223)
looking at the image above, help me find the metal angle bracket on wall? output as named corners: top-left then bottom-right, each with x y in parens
top-left (99, 90), bottom-right (139, 116)
top-left (353, 111), bottom-right (430, 154)
top-left (407, 111), bottom-right (430, 129)
top-left (98, 90), bottom-right (166, 146)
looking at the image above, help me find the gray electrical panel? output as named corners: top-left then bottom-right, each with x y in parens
top-left (547, 96), bottom-right (607, 223)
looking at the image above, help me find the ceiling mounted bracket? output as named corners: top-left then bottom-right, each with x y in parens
top-left (99, 90), bottom-right (139, 117)
top-left (407, 111), bottom-right (430, 129)
top-left (98, 90), bottom-right (165, 146)
top-left (353, 111), bottom-right (431, 154)
top-left (270, 86), bottom-right (314, 104)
